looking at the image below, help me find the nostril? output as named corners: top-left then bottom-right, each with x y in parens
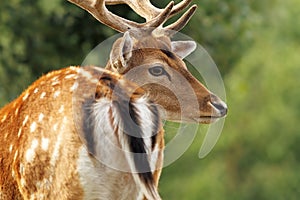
top-left (211, 101), bottom-right (228, 116)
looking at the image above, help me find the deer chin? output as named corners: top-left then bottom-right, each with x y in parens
top-left (194, 116), bottom-right (223, 124)
top-left (164, 116), bottom-right (220, 124)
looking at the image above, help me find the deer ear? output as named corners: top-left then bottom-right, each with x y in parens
top-left (171, 41), bottom-right (196, 59)
top-left (120, 32), bottom-right (133, 66)
top-left (109, 32), bottom-right (133, 73)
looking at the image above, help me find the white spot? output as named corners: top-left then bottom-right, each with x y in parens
top-left (34, 88), bottom-right (39, 94)
top-left (58, 105), bottom-right (64, 113)
top-left (19, 164), bottom-right (24, 175)
top-left (65, 74), bottom-right (76, 79)
top-left (90, 78), bottom-right (99, 84)
top-left (51, 76), bottom-right (59, 81)
top-left (41, 138), bottom-right (49, 151)
top-left (63, 116), bottom-right (68, 124)
top-left (15, 107), bottom-right (20, 116)
top-left (53, 90), bottom-right (61, 98)
top-left (51, 81), bottom-right (60, 86)
top-left (80, 70), bottom-right (93, 80)
top-left (20, 178), bottom-right (26, 187)
top-left (13, 150), bottom-right (18, 162)
top-left (70, 82), bottom-right (78, 92)
top-left (38, 113), bottom-right (44, 122)
top-left (18, 128), bottom-right (22, 138)
top-left (9, 144), bottom-right (13, 153)
top-left (40, 92), bottom-right (46, 99)
top-left (1, 114), bottom-right (7, 123)
top-left (25, 139), bottom-right (39, 162)
top-left (22, 115), bottom-right (29, 126)
top-left (50, 117), bottom-right (67, 166)
top-left (50, 132), bottom-right (62, 166)
top-left (30, 122), bottom-right (37, 133)
top-left (12, 101), bottom-right (17, 108)
top-left (12, 169), bottom-right (15, 178)
top-left (22, 92), bottom-right (30, 101)
top-left (69, 66), bottom-right (79, 72)
top-left (53, 123), bottom-right (58, 131)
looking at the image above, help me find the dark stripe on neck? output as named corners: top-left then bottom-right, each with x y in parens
top-left (114, 99), bottom-right (154, 185)
top-left (128, 101), bottom-right (154, 185)
top-left (82, 98), bottom-right (96, 155)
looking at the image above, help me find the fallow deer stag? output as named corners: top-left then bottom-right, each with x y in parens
top-left (0, 66), bottom-right (164, 199)
top-left (67, 0), bottom-right (228, 123)
top-left (0, 0), bottom-right (228, 200)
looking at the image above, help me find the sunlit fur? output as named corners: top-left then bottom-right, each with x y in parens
top-left (67, 0), bottom-right (227, 123)
top-left (0, 66), bottom-right (164, 200)
top-left (106, 33), bottom-right (227, 123)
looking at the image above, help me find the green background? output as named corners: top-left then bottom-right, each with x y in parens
top-left (1, 0), bottom-right (299, 199)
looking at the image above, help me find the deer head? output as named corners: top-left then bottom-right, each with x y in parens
top-left (68, 0), bottom-right (227, 124)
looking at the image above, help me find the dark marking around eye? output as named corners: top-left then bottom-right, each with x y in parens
top-left (148, 66), bottom-right (171, 81)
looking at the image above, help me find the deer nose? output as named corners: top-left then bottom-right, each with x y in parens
top-left (210, 95), bottom-right (228, 117)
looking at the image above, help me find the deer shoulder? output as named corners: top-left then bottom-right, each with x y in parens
top-left (0, 66), bottom-right (164, 200)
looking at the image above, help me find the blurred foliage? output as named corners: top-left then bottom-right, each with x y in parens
top-left (0, 0), bottom-right (261, 105)
top-left (182, 0), bottom-right (265, 75)
top-left (1, 0), bottom-right (300, 199)
top-left (161, 0), bottom-right (300, 199)
top-left (0, 0), bottom-right (115, 104)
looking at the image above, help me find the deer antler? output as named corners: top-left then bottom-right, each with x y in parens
top-left (68, 0), bottom-right (197, 35)
top-left (105, 0), bottom-right (193, 20)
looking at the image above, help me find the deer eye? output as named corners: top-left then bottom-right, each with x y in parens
top-left (148, 66), bottom-right (166, 76)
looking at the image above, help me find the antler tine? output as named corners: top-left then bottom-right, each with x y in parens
top-left (105, 0), bottom-right (195, 34)
top-left (106, 0), bottom-right (193, 22)
top-left (106, 0), bottom-right (160, 21)
top-left (68, 0), bottom-right (175, 32)
top-left (169, 0), bottom-right (193, 18)
top-left (165, 5), bottom-right (197, 35)
top-left (68, 0), bottom-right (143, 32)
top-left (146, 1), bottom-right (174, 29)
top-left (68, 0), bottom-right (196, 34)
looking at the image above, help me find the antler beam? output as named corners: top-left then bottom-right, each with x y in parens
top-left (105, 0), bottom-right (193, 21)
top-left (68, 0), bottom-right (197, 34)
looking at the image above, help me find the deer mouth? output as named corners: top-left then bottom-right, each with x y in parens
top-left (196, 116), bottom-right (224, 124)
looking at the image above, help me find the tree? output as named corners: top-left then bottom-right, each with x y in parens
top-left (0, 0), bottom-right (262, 106)
top-left (160, 0), bottom-right (300, 199)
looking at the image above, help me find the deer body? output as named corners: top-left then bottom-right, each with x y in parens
top-left (0, 66), bottom-right (164, 200)
top-left (0, 0), bottom-right (228, 199)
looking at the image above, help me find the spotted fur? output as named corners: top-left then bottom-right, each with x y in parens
top-left (0, 66), bottom-right (164, 200)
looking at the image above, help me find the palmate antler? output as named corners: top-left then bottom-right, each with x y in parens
top-left (67, 0), bottom-right (197, 35)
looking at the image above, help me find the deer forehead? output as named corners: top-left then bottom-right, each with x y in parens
top-left (134, 35), bottom-right (172, 50)
top-left (125, 51), bottom-right (186, 75)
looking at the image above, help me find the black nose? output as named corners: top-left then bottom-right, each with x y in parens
top-left (211, 100), bottom-right (228, 117)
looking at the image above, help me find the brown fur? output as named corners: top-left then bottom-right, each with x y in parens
top-left (106, 35), bottom-right (225, 123)
top-left (0, 66), bottom-right (164, 199)
top-left (0, 68), bottom-right (84, 199)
